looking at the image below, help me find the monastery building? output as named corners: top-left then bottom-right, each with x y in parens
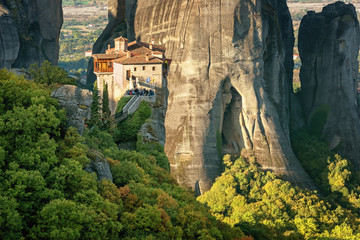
top-left (92, 37), bottom-right (168, 114)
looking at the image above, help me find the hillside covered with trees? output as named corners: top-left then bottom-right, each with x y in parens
top-left (2, 61), bottom-right (360, 239)
top-left (0, 69), bottom-right (244, 239)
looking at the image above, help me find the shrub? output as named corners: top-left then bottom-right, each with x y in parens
top-left (28, 60), bottom-right (75, 86)
top-left (115, 101), bottom-right (151, 143)
top-left (116, 96), bottom-right (132, 113)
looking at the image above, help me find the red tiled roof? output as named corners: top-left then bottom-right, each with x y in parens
top-left (93, 53), bottom-right (126, 60)
top-left (114, 55), bottom-right (163, 65)
top-left (128, 41), bottom-right (165, 53)
top-left (114, 36), bottom-right (128, 42)
top-left (130, 46), bottom-right (152, 56)
top-left (92, 53), bottom-right (126, 59)
top-left (128, 41), bottom-right (137, 47)
top-left (106, 48), bottom-right (116, 54)
top-left (93, 38), bottom-right (168, 64)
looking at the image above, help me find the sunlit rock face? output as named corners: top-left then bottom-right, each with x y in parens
top-left (299, 2), bottom-right (360, 168)
top-left (0, 0), bottom-right (63, 69)
top-left (126, 0), bottom-right (315, 193)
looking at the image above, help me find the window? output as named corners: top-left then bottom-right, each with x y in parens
top-left (152, 66), bottom-right (156, 71)
top-left (96, 62), bottom-right (99, 68)
top-left (143, 66), bottom-right (146, 70)
top-left (134, 67), bottom-right (137, 71)
top-left (108, 62), bottom-right (112, 68)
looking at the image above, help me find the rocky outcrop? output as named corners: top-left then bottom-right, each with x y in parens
top-left (0, 0), bottom-right (63, 69)
top-left (85, 150), bottom-right (113, 182)
top-left (128, 0), bottom-right (315, 193)
top-left (299, 2), bottom-right (360, 168)
top-left (51, 85), bottom-right (92, 135)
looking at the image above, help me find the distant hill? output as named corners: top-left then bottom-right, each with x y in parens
top-left (63, 0), bottom-right (107, 7)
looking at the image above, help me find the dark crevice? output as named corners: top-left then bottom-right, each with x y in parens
top-left (221, 86), bottom-right (244, 155)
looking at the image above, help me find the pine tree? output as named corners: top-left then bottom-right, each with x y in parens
top-left (102, 82), bottom-right (111, 130)
top-left (89, 81), bottom-right (101, 128)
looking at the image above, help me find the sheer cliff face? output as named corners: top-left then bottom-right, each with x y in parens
top-left (129, 0), bottom-right (314, 193)
top-left (0, 0), bottom-right (63, 69)
top-left (299, 2), bottom-right (360, 168)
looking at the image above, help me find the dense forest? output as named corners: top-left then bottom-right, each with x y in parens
top-left (0, 68), bottom-right (244, 239)
top-left (2, 60), bottom-right (360, 239)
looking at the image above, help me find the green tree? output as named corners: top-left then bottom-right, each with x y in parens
top-left (89, 81), bottom-right (101, 128)
top-left (28, 60), bottom-right (75, 86)
top-left (102, 82), bottom-right (111, 130)
top-left (114, 101), bottom-right (151, 142)
top-left (0, 195), bottom-right (23, 240)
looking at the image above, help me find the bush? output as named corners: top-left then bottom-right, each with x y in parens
top-left (108, 159), bottom-right (145, 187)
top-left (115, 101), bottom-right (151, 143)
top-left (29, 60), bottom-right (76, 87)
top-left (137, 136), bottom-right (170, 172)
top-left (116, 96), bottom-right (132, 113)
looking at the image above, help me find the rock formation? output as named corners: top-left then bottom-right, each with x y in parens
top-left (0, 0), bottom-right (63, 69)
top-left (85, 150), bottom-right (113, 182)
top-left (299, 2), bottom-right (360, 168)
top-left (126, 0), bottom-right (315, 193)
top-left (51, 85), bottom-right (92, 135)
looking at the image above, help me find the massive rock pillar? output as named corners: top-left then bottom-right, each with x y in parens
top-left (129, 0), bottom-right (315, 193)
top-left (299, 2), bottom-right (360, 168)
top-left (0, 0), bottom-right (63, 69)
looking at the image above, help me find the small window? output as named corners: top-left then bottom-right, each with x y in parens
top-left (108, 62), bottom-right (112, 68)
top-left (134, 67), bottom-right (137, 71)
top-left (152, 66), bottom-right (156, 71)
top-left (142, 66), bottom-right (145, 70)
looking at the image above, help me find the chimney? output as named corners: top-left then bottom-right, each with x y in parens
top-left (149, 38), bottom-right (155, 50)
top-left (108, 45), bottom-right (110, 50)
top-left (127, 51), bottom-right (131, 58)
top-left (146, 53), bottom-right (149, 61)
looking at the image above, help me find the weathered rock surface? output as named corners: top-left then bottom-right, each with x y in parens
top-left (0, 0), bottom-right (62, 69)
top-left (51, 85), bottom-right (92, 135)
top-left (0, 5), bottom-right (19, 69)
top-left (139, 105), bottom-right (167, 146)
top-left (128, 0), bottom-right (315, 192)
top-left (85, 150), bottom-right (113, 182)
top-left (299, 2), bottom-right (360, 168)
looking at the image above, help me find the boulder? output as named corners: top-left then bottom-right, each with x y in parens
top-left (51, 85), bottom-right (92, 135)
top-left (85, 149), bottom-right (113, 182)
